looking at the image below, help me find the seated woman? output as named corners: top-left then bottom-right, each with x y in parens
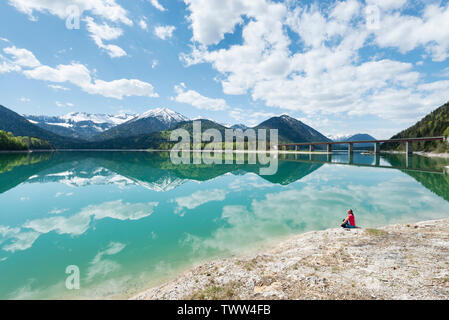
top-left (341, 209), bottom-right (357, 229)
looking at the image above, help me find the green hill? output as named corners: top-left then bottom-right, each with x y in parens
top-left (382, 102), bottom-right (449, 152)
top-left (84, 119), bottom-right (227, 150)
top-left (83, 117), bottom-right (331, 150)
top-left (255, 115), bottom-right (331, 144)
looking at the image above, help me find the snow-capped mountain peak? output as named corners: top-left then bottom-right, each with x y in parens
top-left (131, 107), bottom-right (189, 125)
top-left (24, 112), bottom-right (137, 140)
top-left (60, 112), bottom-right (135, 125)
top-left (327, 134), bottom-right (352, 142)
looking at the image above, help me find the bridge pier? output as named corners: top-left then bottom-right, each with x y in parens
top-left (295, 145), bottom-right (298, 152)
top-left (374, 142), bottom-right (380, 154)
top-left (375, 154), bottom-right (380, 166)
top-left (348, 143), bottom-right (354, 154)
top-left (309, 145), bottom-right (314, 153)
top-left (327, 144), bottom-right (332, 153)
top-left (406, 141), bottom-right (413, 155)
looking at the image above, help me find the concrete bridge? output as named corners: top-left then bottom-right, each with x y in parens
top-left (278, 136), bottom-right (446, 154)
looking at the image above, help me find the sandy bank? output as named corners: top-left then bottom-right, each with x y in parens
top-left (134, 219), bottom-right (449, 300)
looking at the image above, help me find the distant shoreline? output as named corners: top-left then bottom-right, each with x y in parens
top-left (133, 218), bottom-right (449, 300)
top-left (1, 149), bottom-right (448, 159)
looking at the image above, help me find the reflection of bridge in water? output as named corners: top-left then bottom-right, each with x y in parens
top-left (279, 152), bottom-right (448, 175)
top-left (278, 136), bottom-right (447, 155)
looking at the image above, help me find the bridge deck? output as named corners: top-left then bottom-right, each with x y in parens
top-left (279, 136), bottom-right (445, 147)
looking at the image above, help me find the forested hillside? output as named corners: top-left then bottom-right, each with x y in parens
top-left (383, 102), bottom-right (449, 152)
top-left (0, 130), bottom-right (53, 151)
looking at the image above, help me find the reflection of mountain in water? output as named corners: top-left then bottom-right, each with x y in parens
top-left (382, 153), bottom-right (449, 203)
top-left (405, 171), bottom-right (449, 203)
top-left (2, 152), bottom-right (448, 202)
top-left (0, 152), bottom-right (324, 194)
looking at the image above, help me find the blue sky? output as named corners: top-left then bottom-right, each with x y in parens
top-left (0, 0), bottom-right (449, 139)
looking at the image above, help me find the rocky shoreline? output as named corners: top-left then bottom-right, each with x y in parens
top-left (134, 219), bottom-right (449, 300)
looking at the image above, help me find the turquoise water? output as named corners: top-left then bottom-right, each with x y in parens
top-left (0, 151), bottom-right (449, 299)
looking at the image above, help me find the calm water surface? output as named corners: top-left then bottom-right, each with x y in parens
top-left (0, 151), bottom-right (448, 299)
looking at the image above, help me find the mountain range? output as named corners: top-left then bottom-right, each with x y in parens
top-left (0, 103), bottom-right (385, 151)
top-left (26, 112), bottom-right (135, 140)
top-left (0, 105), bottom-right (82, 148)
top-left (332, 133), bottom-right (377, 149)
top-left (91, 108), bottom-right (190, 141)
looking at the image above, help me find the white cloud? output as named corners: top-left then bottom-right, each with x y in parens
top-left (86, 78), bottom-right (159, 99)
top-left (84, 17), bottom-right (123, 41)
top-left (3, 46), bottom-right (40, 67)
top-left (229, 108), bottom-right (276, 126)
top-left (23, 61), bottom-right (158, 99)
top-left (373, 3), bottom-right (449, 62)
top-left (19, 97), bottom-right (31, 103)
top-left (0, 61), bottom-right (21, 74)
top-left (84, 17), bottom-right (126, 58)
top-left (139, 19), bottom-right (148, 31)
top-left (149, 0), bottom-right (167, 12)
top-left (172, 83), bottom-right (229, 111)
top-left (8, 1), bottom-right (132, 57)
top-left (48, 84), bottom-right (69, 91)
top-left (154, 25), bottom-right (176, 40)
top-left (184, 0), bottom-right (249, 46)
top-left (181, 0), bottom-right (449, 123)
top-left (366, 0), bottom-right (407, 11)
top-left (8, 0), bottom-right (133, 25)
top-left (56, 101), bottom-right (74, 108)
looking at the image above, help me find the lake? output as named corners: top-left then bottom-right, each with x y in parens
top-left (0, 151), bottom-right (449, 299)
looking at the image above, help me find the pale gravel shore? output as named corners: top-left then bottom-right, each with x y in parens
top-left (382, 150), bottom-right (449, 159)
top-left (414, 151), bottom-right (449, 159)
top-left (133, 219), bottom-right (449, 300)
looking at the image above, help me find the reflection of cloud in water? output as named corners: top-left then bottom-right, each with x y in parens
top-left (229, 174), bottom-right (276, 191)
top-left (8, 279), bottom-right (39, 300)
top-left (174, 189), bottom-right (227, 214)
top-left (32, 167), bottom-right (187, 192)
top-left (2, 231), bottom-right (40, 253)
top-left (49, 208), bottom-right (68, 215)
top-left (1, 225), bottom-right (40, 253)
top-left (1, 201), bottom-right (158, 253)
top-left (184, 172), bottom-right (449, 254)
top-left (87, 242), bottom-right (126, 281)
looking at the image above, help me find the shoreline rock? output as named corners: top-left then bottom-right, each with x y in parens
top-left (133, 219), bottom-right (449, 300)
